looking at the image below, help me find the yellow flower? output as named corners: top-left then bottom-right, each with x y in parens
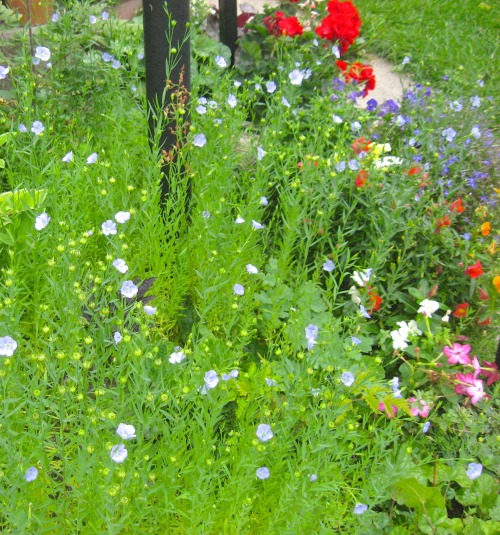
top-left (481, 221), bottom-right (491, 236)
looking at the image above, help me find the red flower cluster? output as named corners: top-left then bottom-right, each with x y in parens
top-left (263, 11), bottom-right (304, 37)
top-left (336, 60), bottom-right (376, 97)
top-left (315, 1), bottom-right (361, 54)
top-left (464, 261), bottom-right (484, 279)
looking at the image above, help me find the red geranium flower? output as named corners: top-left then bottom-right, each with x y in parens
top-left (315, 1), bottom-right (361, 54)
top-left (351, 136), bottom-right (371, 154)
top-left (263, 11), bottom-right (286, 36)
top-left (368, 288), bottom-right (382, 312)
top-left (452, 303), bottom-right (469, 318)
top-left (464, 261), bottom-right (484, 279)
top-left (278, 16), bottom-right (304, 37)
top-left (355, 170), bottom-right (368, 187)
top-left (336, 60), bottom-right (376, 97)
top-left (449, 198), bottom-right (465, 213)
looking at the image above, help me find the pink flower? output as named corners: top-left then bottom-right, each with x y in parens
top-left (378, 401), bottom-right (398, 418)
top-left (443, 343), bottom-right (471, 365)
top-left (454, 373), bottom-right (486, 405)
top-left (409, 397), bottom-right (430, 418)
top-left (480, 361), bottom-right (499, 386)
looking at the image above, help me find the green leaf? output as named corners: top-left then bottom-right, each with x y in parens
top-left (391, 478), bottom-right (446, 511)
top-left (0, 189), bottom-right (48, 217)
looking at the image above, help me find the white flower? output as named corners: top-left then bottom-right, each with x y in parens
top-left (114, 332), bottom-right (122, 344)
top-left (256, 467), bottom-right (270, 480)
top-left (257, 146), bottom-right (266, 161)
top-left (115, 211), bottom-right (130, 224)
top-left (265, 81), bottom-right (277, 93)
top-left (442, 310), bottom-right (451, 323)
top-left (116, 423), bottom-right (136, 440)
top-left (35, 46), bottom-right (51, 62)
top-left (86, 152), bottom-right (98, 164)
top-left (31, 121), bottom-right (44, 135)
top-left (193, 134), bottom-right (206, 147)
top-left (215, 55), bottom-right (227, 68)
top-left (227, 94), bottom-right (237, 108)
top-left (341, 372), bottom-right (355, 387)
top-left (256, 424), bottom-right (273, 442)
top-left (120, 280), bottom-right (138, 298)
top-left (169, 350), bottom-right (186, 364)
top-left (233, 284), bottom-right (245, 296)
top-left (35, 213), bottom-right (51, 230)
top-left (0, 65), bottom-right (9, 79)
top-left (204, 370), bottom-right (219, 389)
top-left (332, 114), bottom-right (343, 124)
top-left (24, 467), bottom-right (38, 482)
top-left (348, 285), bottom-right (361, 305)
top-left (62, 151), bottom-right (73, 163)
top-left (246, 264), bottom-right (258, 274)
top-left (110, 444), bottom-right (128, 463)
top-left (374, 156), bottom-right (403, 169)
top-left (390, 329), bottom-right (408, 351)
top-left (0, 336), bottom-right (17, 356)
top-left (352, 269), bottom-right (372, 287)
top-left (417, 299), bottom-right (439, 318)
top-left (235, 216), bottom-right (245, 224)
top-left (234, 80), bottom-right (242, 87)
top-left (112, 259), bottom-right (128, 274)
top-left (101, 220), bottom-right (117, 235)
top-left (289, 69), bottom-right (304, 85)
top-left (252, 220), bottom-right (264, 230)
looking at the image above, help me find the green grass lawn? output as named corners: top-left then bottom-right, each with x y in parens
top-left (357, 0), bottom-right (499, 109)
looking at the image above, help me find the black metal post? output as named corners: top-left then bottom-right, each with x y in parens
top-left (143, 0), bottom-right (191, 205)
top-left (219, 0), bottom-right (238, 66)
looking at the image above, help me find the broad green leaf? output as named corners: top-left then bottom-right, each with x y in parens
top-left (391, 478), bottom-right (446, 511)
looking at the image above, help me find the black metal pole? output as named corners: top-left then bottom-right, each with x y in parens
top-left (219, 0), bottom-right (237, 67)
top-left (143, 0), bottom-right (190, 205)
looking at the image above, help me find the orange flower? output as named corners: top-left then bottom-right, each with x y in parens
top-left (351, 137), bottom-right (372, 154)
top-left (449, 198), bottom-right (465, 213)
top-left (368, 289), bottom-right (382, 312)
top-left (452, 303), bottom-right (469, 318)
top-left (355, 170), bottom-right (368, 188)
top-left (464, 261), bottom-right (484, 279)
top-left (405, 166), bottom-right (422, 176)
top-left (435, 215), bottom-right (451, 231)
top-left (493, 276), bottom-right (500, 294)
top-left (481, 222), bottom-right (491, 236)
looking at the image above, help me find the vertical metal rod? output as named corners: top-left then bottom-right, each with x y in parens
top-left (219, 0), bottom-right (238, 66)
top-left (143, 0), bottom-right (191, 206)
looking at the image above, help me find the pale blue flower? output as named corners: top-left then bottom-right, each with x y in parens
top-left (101, 220), bottom-right (117, 236)
top-left (348, 159), bottom-right (359, 170)
top-left (309, 473), bottom-right (318, 482)
top-left (62, 151), bottom-right (73, 163)
top-left (196, 105), bottom-right (207, 115)
top-left (471, 126), bottom-right (481, 139)
top-left (110, 444), bottom-right (128, 463)
top-left (35, 46), bottom-right (51, 62)
top-left (204, 370), bottom-right (219, 389)
top-left (137, 52), bottom-right (144, 60)
top-left (87, 152), bottom-right (98, 164)
top-left (202, 210), bottom-right (210, 219)
top-left (335, 161), bottom-right (346, 172)
top-left (120, 280), bottom-right (138, 298)
top-left (282, 96), bottom-right (291, 108)
top-left (102, 11), bottom-right (109, 20)
top-left (51, 13), bottom-right (59, 22)
top-left (265, 378), bottom-right (277, 386)
top-left (442, 128), bottom-right (456, 142)
top-left (112, 259), bottom-right (128, 273)
top-left (169, 350), bottom-right (185, 364)
top-left (449, 100), bottom-right (462, 112)
top-left (354, 504), bottom-right (368, 514)
top-left (256, 467), bottom-right (270, 480)
top-left (466, 462), bottom-right (482, 480)
top-left (331, 45), bottom-right (340, 58)
top-left (235, 216), bottom-right (245, 224)
top-left (351, 121), bottom-right (362, 132)
top-left (24, 467), bottom-right (38, 482)
top-left (332, 114), bottom-right (343, 124)
top-left (89, 15), bottom-right (97, 24)
top-left (256, 424), bottom-right (273, 442)
top-left (144, 306), bottom-right (157, 316)
top-left (234, 80), bottom-right (242, 87)
top-left (422, 422), bottom-right (431, 433)
top-left (102, 52), bottom-right (114, 62)
top-left (323, 260), bottom-right (335, 272)
top-left (266, 81), bottom-right (277, 93)
top-left (31, 121), bottom-right (44, 136)
top-left (193, 134), bottom-right (206, 147)
top-left (18, 124), bottom-right (27, 133)
top-left (257, 146), bottom-right (266, 161)
top-left (289, 69), bottom-right (304, 85)
top-left (260, 196), bottom-right (268, 206)
top-left (112, 59), bottom-right (121, 70)
top-left (246, 264), bottom-right (258, 274)
top-left (0, 336), bottom-right (17, 356)
top-left (233, 284), bottom-right (245, 296)
top-left (35, 212), bottom-right (51, 230)
top-left (114, 332), bottom-right (122, 344)
top-left (470, 96), bottom-right (481, 108)
top-left (305, 324), bottom-right (318, 350)
top-left (252, 220), bottom-right (264, 230)
top-left (359, 305), bottom-right (371, 319)
top-left (222, 370), bottom-right (238, 381)
top-left (402, 56), bottom-right (410, 65)
top-left (116, 423), bottom-right (136, 440)
top-left (351, 336), bottom-right (362, 345)
top-left (0, 65), bottom-right (9, 79)
top-left (341, 372), bottom-right (355, 387)
top-left (227, 94), bottom-right (237, 108)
